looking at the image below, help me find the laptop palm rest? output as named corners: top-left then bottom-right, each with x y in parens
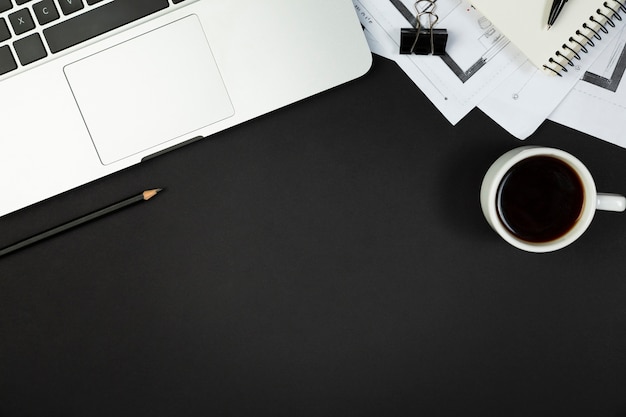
top-left (64, 15), bottom-right (234, 165)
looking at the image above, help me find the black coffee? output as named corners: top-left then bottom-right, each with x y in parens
top-left (496, 156), bottom-right (585, 243)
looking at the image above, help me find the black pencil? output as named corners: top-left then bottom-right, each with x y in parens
top-left (0, 188), bottom-right (163, 257)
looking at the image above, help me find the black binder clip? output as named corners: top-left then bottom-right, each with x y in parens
top-left (399, 0), bottom-right (448, 56)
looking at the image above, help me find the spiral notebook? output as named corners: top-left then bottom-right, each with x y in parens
top-left (471, 0), bottom-right (626, 75)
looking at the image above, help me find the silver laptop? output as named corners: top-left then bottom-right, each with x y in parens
top-left (0, 0), bottom-right (371, 217)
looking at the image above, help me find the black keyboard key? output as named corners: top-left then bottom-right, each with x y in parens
top-left (86, 0), bottom-right (105, 5)
top-left (16, 0), bottom-right (33, 5)
top-left (0, 45), bottom-right (17, 75)
top-left (9, 9), bottom-right (35, 36)
top-left (33, 0), bottom-right (60, 25)
top-left (0, 0), bottom-right (12, 13)
top-left (0, 18), bottom-right (10, 42)
top-left (58, 0), bottom-right (84, 16)
top-left (14, 32), bottom-right (47, 65)
top-left (44, 0), bottom-right (170, 54)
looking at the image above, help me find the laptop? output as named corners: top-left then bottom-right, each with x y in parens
top-left (0, 0), bottom-right (372, 217)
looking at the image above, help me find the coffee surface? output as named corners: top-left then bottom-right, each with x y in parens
top-left (496, 156), bottom-right (585, 243)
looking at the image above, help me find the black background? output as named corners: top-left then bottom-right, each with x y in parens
top-left (1, 54), bottom-right (626, 416)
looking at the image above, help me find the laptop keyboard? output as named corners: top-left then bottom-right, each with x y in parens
top-left (0, 0), bottom-right (187, 78)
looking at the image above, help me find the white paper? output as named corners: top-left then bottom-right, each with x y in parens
top-left (470, 0), bottom-right (620, 72)
top-left (549, 27), bottom-right (626, 148)
top-left (478, 25), bottom-right (624, 139)
top-left (353, 0), bottom-right (526, 124)
top-left (353, 0), bottom-right (626, 146)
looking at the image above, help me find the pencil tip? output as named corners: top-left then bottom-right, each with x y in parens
top-left (143, 188), bottom-right (164, 200)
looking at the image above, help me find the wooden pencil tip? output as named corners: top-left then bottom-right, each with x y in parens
top-left (143, 188), bottom-right (163, 200)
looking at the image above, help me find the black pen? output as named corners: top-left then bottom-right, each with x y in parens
top-left (547, 0), bottom-right (568, 28)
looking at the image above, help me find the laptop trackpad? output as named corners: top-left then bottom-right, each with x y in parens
top-left (64, 15), bottom-right (234, 165)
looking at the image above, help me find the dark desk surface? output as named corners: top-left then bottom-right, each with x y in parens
top-left (2, 54), bottom-right (626, 416)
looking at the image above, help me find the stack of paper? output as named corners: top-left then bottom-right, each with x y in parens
top-left (353, 0), bottom-right (626, 148)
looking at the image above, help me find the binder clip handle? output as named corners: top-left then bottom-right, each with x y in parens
top-left (399, 0), bottom-right (448, 55)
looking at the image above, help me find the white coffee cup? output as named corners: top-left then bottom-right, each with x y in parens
top-left (480, 146), bottom-right (625, 252)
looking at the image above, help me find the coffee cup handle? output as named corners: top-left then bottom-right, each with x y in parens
top-left (597, 193), bottom-right (626, 212)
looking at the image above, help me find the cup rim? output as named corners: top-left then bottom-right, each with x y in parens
top-left (481, 146), bottom-right (597, 253)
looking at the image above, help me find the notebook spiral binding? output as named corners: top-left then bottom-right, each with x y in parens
top-left (544, 0), bottom-right (626, 75)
